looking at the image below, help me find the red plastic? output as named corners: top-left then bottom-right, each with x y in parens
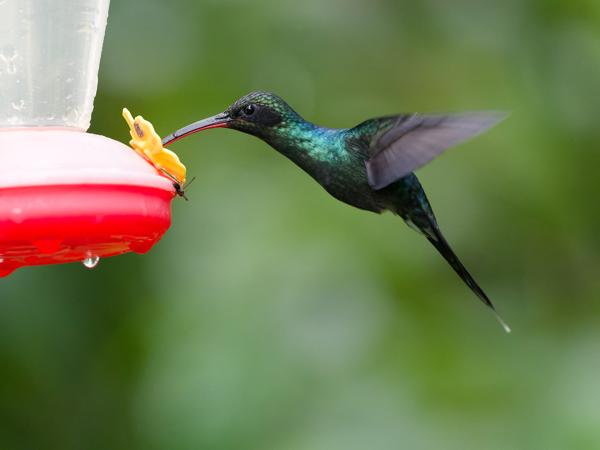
top-left (0, 184), bottom-right (172, 276)
top-left (0, 129), bottom-right (177, 276)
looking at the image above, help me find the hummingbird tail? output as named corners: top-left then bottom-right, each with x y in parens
top-left (393, 174), bottom-right (509, 331)
top-left (425, 228), bottom-right (511, 333)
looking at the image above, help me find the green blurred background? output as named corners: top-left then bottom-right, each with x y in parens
top-left (2, 0), bottom-right (600, 448)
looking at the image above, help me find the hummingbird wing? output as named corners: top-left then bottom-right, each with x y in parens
top-left (365, 112), bottom-right (506, 190)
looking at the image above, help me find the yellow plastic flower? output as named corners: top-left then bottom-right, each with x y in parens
top-left (122, 108), bottom-right (186, 184)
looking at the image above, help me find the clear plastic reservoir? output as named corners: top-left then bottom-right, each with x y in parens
top-left (0, 0), bottom-right (110, 130)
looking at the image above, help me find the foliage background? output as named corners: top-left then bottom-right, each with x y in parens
top-left (2, 0), bottom-right (600, 448)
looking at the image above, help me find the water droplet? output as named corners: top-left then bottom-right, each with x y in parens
top-left (0, 256), bottom-right (4, 264)
top-left (77, 23), bottom-right (97, 33)
top-left (62, 106), bottom-right (79, 123)
top-left (82, 255), bottom-right (100, 269)
top-left (11, 100), bottom-right (24, 111)
top-left (6, 115), bottom-right (19, 125)
top-left (0, 48), bottom-right (18, 74)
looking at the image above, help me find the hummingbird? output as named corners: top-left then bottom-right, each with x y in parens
top-left (162, 91), bottom-right (510, 332)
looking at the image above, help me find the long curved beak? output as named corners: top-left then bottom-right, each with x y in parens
top-left (161, 112), bottom-right (230, 147)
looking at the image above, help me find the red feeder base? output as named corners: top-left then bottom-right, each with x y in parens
top-left (0, 129), bottom-right (176, 277)
top-left (0, 184), bottom-right (172, 276)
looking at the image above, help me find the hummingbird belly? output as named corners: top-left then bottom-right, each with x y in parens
top-left (317, 163), bottom-right (387, 213)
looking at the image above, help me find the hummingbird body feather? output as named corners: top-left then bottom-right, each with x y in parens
top-left (162, 91), bottom-right (509, 330)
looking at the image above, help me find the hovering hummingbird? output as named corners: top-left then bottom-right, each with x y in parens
top-left (162, 91), bottom-right (510, 332)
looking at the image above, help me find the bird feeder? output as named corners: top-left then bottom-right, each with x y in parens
top-left (0, 0), bottom-right (176, 277)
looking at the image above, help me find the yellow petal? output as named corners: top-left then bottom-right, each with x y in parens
top-left (122, 108), bottom-right (187, 184)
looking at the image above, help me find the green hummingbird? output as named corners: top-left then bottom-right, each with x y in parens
top-left (162, 91), bottom-right (510, 332)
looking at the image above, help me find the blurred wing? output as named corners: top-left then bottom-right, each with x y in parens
top-left (365, 112), bottom-right (506, 190)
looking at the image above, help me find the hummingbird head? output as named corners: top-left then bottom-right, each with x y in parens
top-left (162, 91), bottom-right (301, 146)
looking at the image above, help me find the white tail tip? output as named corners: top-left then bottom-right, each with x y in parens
top-left (494, 311), bottom-right (511, 333)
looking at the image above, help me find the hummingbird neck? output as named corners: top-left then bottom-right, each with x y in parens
top-left (263, 118), bottom-right (319, 151)
top-left (258, 118), bottom-right (345, 184)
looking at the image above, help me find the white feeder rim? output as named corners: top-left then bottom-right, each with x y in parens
top-left (0, 128), bottom-right (175, 191)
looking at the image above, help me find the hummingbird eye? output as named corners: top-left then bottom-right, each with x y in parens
top-left (242, 104), bottom-right (256, 116)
